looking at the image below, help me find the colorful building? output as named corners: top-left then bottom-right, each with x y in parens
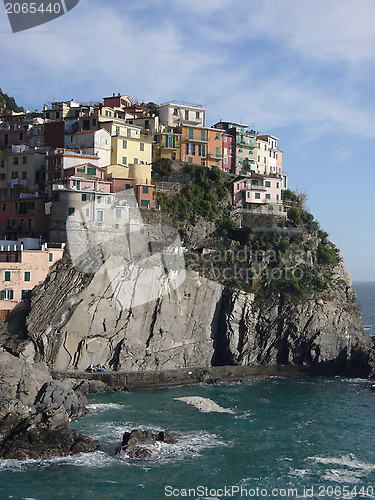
top-left (153, 130), bottom-right (182, 161)
top-left (178, 125), bottom-right (224, 169)
top-left (233, 172), bottom-right (287, 214)
top-left (0, 238), bottom-right (63, 317)
top-left (101, 120), bottom-right (152, 167)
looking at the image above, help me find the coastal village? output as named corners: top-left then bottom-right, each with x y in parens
top-left (0, 92), bottom-right (288, 318)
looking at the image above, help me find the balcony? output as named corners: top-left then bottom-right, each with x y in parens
top-left (245, 184), bottom-right (267, 191)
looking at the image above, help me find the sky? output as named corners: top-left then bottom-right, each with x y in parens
top-left (1, 0), bottom-right (375, 280)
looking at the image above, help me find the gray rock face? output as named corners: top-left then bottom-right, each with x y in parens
top-left (0, 399), bottom-right (98, 460)
top-left (0, 348), bottom-right (94, 459)
top-left (25, 253), bottom-right (375, 377)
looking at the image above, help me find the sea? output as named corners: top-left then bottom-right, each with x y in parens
top-left (0, 282), bottom-right (374, 500)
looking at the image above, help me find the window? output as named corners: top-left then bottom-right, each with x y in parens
top-left (127, 128), bottom-right (131, 138)
top-left (185, 110), bottom-right (189, 120)
top-left (81, 194), bottom-right (91, 201)
top-left (97, 210), bottom-right (103, 222)
top-left (2, 203), bottom-right (5, 211)
top-left (22, 171), bottom-right (27, 180)
top-left (257, 156), bottom-right (260, 162)
top-left (141, 200), bottom-right (150, 207)
top-left (68, 207), bottom-right (75, 216)
top-left (22, 156), bottom-right (27, 165)
top-left (0, 174), bottom-right (5, 181)
top-left (143, 186), bottom-right (149, 194)
top-left (77, 167), bottom-right (85, 172)
top-left (264, 144), bottom-right (267, 150)
top-left (115, 126), bottom-right (120, 136)
top-left (24, 271), bottom-right (31, 282)
top-left (21, 290), bottom-right (31, 300)
top-left (265, 181), bottom-right (271, 187)
top-left (122, 139), bottom-right (128, 149)
top-left (224, 156), bottom-right (228, 164)
top-left (216, 133), bottom-right (220, 140)
top-left (133, 157), bottom-right (139, 164)
top-left (173, 107), bottom-right (178, 115)
top-left (125, 184), bottom-right (131, 189)
top-left (276, 195), bottom-right (279, 200)
top-left (237, 183), bottom-right (240, 190)
top-left (4, 271), bottom-right (11, 282)
top-left (1, 289), bottom-right (13, 300)
top-left (255, 193), bottom-right (261, 199)
top-left (55, 112), bottom-right (60, 119)
top-left (167, 136), bottom-right (175, 148)
top-left (85, 208), bottom-right (90, 217)
top-left (216, 147), bottom-right (220, 157)
top-left (188, 157), bottom-right (193, 163)
top-left (13, 157), bottom-right (18, 165)
top-left (0, 161), bottom-right (4, 168)
top-left (116, 208), bottom-right (121, 218)
top-left (14, 202), bottom-right (18, 210)
top-left (266, 194), bottom-right (271, 200)
top-left (46, 112), bottom-right (50, 119)
top-left (252, 180), bottom-right (259, 186)
top-left (198, 144), bottom-right (206, 156)
top-left (201, 130), bottom-right (205, 141)
top-left (92, 119), bottom-right (97, 126)
top-left (189, 129), bottom-right (194, 139)
top-left (140, 142), bottom-right (145, 152)
top-left (87, 166), bottom-right (96, 175)
top-left (264, 157), bottom-right (266, 163)
top-left (201, 159), bottom-right (205, 166)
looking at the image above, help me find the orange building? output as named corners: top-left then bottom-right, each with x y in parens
top-left (177, 125), bottom-right (224, 169)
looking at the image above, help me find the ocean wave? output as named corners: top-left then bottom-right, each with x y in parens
top-left (174, 396), bottom-right (235, 413)
top-left (322, 468), bottom-right (362, 484)
top-left (86, 403), bottom-right (128, 413)
top-left (0, 451), bottom-right (117, 471)
top-left (307, 454), bottom-right (375, 474)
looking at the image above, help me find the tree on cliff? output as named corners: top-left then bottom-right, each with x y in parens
top-left (0, 89), bottom-right (24, 114)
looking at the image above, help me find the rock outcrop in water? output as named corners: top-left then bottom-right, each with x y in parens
top-left (22, 249), bottom-right (374, 378)
top-left (0, 350), bottom-right (98, 460)
top-left (116, 429), bottom-right (177, 459)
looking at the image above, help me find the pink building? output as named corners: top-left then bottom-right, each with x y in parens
top-left (0, 239), bottom-right (63, 317)
top-left (223, 134), bottom-right (235, 173)
top-left (233, 173), bottom-right (285, 214)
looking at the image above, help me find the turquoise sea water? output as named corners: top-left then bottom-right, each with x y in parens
top-left (1, 283), bottom-right (375, 500)
top-left (353, 282), bottom-right (375, 337)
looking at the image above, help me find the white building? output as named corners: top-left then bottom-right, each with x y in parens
top-left (158, 101), bottom-right (206, 128)
top-left (64, 129), bottom-right (111, 168)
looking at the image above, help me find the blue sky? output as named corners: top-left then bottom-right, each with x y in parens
top-left (1, 0), bottom-right (375, 280)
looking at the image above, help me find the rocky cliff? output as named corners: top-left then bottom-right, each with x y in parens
top-left (23, 248), bottom-right (374, 378)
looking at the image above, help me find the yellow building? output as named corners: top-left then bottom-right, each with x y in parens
top-left (101, 120), bottom-right (152, 166)
top-left (104, 163), bottom-right (152, 185)
top-left (153, 131), bottom-right (182, 161)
